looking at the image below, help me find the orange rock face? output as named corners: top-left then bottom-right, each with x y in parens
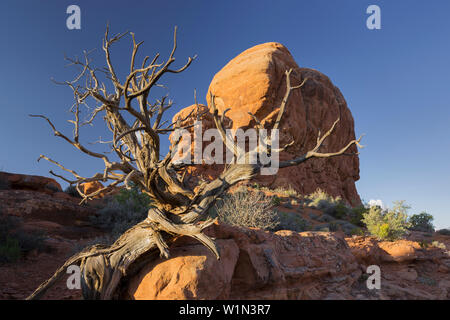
top-left (378, 240), bottom-right (422, 263)
top-left (79, 181), bottom-right (122, 199)
top-left (126, 225), bottom-right (450, 300)
top-left (172, 42), bottom-right (361, 204)
top-left (125, 223), bottom-right (361, 300)
top-left (80, 181), bottom-right (104, 196)
top-left (0, 171), bottom-right (62, 194)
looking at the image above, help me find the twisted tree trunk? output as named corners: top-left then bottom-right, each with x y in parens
top-left (27, 164), bottom-right (258, 300)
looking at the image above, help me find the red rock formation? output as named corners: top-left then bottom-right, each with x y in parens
top-left (346, 236), bottom-right (450, 300)
top-left (125, 223), bottom-right (361, 300)
top-left (81, 181), bottom-right (104, 196)
top-left (0, 171), bottom-right (61, 194)
top-left (80, 181), bottom-right (123, 199)
top-left (0, 172), bottom-right (101, 239)
top-left (125, 224), bottom-right (450, 300)
top-left (0, 172), bottom-right (106, 299)
top-left (171, 42), bottom-right (361, 204)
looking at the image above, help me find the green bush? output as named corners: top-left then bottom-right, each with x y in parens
top-left (328, 221), bottom-right (339, 232)
top-left (332, 202), bottom-right (350, 219)
top-left (0, 237), bottom-right (21, 263)
top-left (305, 189), bottom-right (351, 219)
top-left (350, 228), bottom-right (365, 236)
top-left (349, 205), bottom-right (369, 227)
top-left (409, 212), bottom-right (434, 233)
top-left (437, 229), bottom-right (450, 236)
top-left (216, 190), bottom-right (280, 231)
top-left (431, 241), bottom-right (446, 250)
top-left (90, 184), bottom-right (152, 243)
top-left (0, 178), bottom-right (10, 190)
top-left (272, 186), bottom-right (299, 198)
top-left (0, 208), bottom-right (47, 263)
top-left (274, 211), bottom-right (311, 232)
top-left (362, 201), bottom-right (411, 241)
top-left (13, 230), bottom-right (47, 253)
top-left (271, 196), bottom-right (282, 206)
top-left (305, 189), bottom-right (339, 207)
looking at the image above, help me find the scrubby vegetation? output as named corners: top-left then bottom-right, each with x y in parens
top-left (271, 196), bottom-right (282, 206)
top-left (216, 188), bottom-right (317, 232)
top-left (0, 207), bottom-right (47, 263)
top-left (271, 186), bottom-right (299, 198)
top-left (348, 205), bottom-right (369, 227)
top-left (305, 188), bottom-right (341, 208)
top-left (64, 185), bottom-right (82, 198)
top-left (408, 212), bottom-right (434, 233)
top-left (303, 188), bottom-right (368, 227)
top-left (216, 189), bottom-right (280, 231)
top-left (437, 229), bottom-right (450, 236)
top-left (431, 241), bottom-right (446, 250)
top-left (252, 184), bottom-right (299, 198)
top-left (362, 201), bottom-right (411, 240)
top-left (89, 184), bottom-right (152, 243)
top-left (275, 211), bottom-right (311, 232)
top-left (0, 179), bottom-right (10, 190)
top-left (305, 189), bottom-right (349, 218)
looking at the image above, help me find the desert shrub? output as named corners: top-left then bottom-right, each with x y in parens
top-left (349, 206), bottom-right (365, 226)
top-left (271, 196), bottom-right (282, 206)
top-left (362, 201), bottom-right (411, 241)
top-left (274, 211), bottom-right (311, 232)
top-left (272, 186), bottom-right (299, 198)
top-left (0, 208), bottom-right (47, 263)
top-left (216, 190), bottom-right (280, 231)
top-left (349, 205), bottom-right (368, 227)
top-left (431, 241), bottom-right (446, 250)
top-left (64, 185), bottom-right (82, 198)
top-left (90, 184), bottom-right (152, 242)
top-left (418, 241), bottom-right (429, 249)
top-left (305, 188), bottom-right (336, 207)
top-left (331, 202), bottom-right (350, 219)
top-left (350, 228), bottom-right (365, 236)
top-left (0, 178), bottom-right (10, 190)
top-left (13, 230), bottom-right (47, 253)
top-left (437, 229), bottom-right (450, 236)
top-left (408, 212), bottom-right (434, 233)
top-left (0, 237), bottom-right (21, 263)
top-left (251, 183), bottom-right (261, 189)
top-left (329, 221), bottom-right (339, 232)
top-left (305, 188), bottom-right (351, 219)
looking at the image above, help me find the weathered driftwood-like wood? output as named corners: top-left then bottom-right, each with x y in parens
top-left (27, 26), bottom-right (363, 300)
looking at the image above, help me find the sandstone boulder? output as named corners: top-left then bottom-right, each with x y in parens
top-left (80, 181), bottom-right (123, 199)
top-left (171, 42), bottom-right (361, 204)
top-left (81, 181), bottom-right (104, 196)
top-left (0, 171), bottom-right (61, 194)
top-left (378, 240), bottom-right (422, 263)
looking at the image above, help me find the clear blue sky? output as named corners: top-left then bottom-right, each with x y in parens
top-left (0, 1), bottom-right (449, 228)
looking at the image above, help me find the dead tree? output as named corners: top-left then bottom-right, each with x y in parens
top-left (27, 26), bottom-right (363, 300)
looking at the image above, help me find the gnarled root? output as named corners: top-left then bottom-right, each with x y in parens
top-left (26, 207), bottom-right (219, 300)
